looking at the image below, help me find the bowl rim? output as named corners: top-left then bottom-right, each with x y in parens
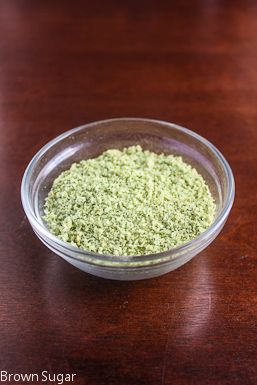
top-left (21, 117), bottom-right (235, 266)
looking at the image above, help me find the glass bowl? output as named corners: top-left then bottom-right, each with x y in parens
top-left (21, 118), bottom-right (235, 280)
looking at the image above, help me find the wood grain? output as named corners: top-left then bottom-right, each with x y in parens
top-left (0, 1), bottom-right (256, 384)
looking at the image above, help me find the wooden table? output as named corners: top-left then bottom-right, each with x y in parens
top-left (0, 1), bottom-right (256, 384)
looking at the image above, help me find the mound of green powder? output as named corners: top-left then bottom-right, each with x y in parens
top-left (44, 145), bottom-right (215, 256)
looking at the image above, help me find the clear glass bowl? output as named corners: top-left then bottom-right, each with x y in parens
top-left (21, 118), bottom-right (235, 280)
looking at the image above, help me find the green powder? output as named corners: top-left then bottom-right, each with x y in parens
top-left (44, 145), bottom-right (215, 256)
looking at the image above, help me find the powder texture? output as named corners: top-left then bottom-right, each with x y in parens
top-left (44, 145), bottom-right (215, 256)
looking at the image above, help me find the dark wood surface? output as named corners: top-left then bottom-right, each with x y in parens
top-left (0, 1), bottom-right (256, 384)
